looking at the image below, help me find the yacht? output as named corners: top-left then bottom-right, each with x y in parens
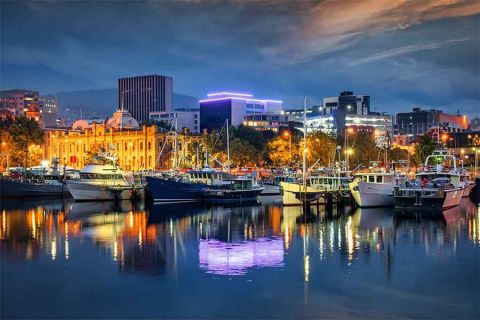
top-left (66, 156), bottom-right (135, 201)
top-left (393, 149), bottom-right (466, 212)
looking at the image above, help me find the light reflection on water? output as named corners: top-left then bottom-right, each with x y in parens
top-left (1, 197), bottom-right (479, 318)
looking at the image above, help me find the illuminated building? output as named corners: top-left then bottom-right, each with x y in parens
top-left (118, 75), bottom-right (173, 124)
top-left (322, 91), bottom-right (370, 116)
top-left (396, 107), bottom-right (469, 139)
top-left (43, 109), bottom-right (200, 170)
top-left (242, 113), bottom-right (288, 132)
top-left (0, 89), bottom-right (39, 116)
top-left (200, 92), bottom-right (283, 131)
top-left (39, 95), bottom-right (58, 127)
top-left (150, 109), bottom-right (200, 133)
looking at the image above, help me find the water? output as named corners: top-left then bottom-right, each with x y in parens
top-left (1, 197), bottom-right (479, 319)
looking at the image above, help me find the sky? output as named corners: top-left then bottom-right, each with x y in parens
top-left (1, 0), bottom-right (479, 116)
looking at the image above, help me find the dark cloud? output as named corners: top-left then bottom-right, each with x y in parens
top-left (0, 0), bottom-right (479, 116)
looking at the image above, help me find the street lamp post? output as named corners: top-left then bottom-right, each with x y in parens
top-left (283, 131), bottom-right (292, 166)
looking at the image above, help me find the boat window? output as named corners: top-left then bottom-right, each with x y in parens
top-left (369, 176), bottom-right (375, 182)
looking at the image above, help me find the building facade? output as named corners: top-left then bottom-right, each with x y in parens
top-left (44, 110), bottom-right (200, 171)
top-left (199, 92), bottom-right (283, 131)
top-left (322, 91), bottom-right (370, 116)
top-left (0, 89), bottom-right (39, 117)
top-left (150, 109), bottom-right (200, 134)
top-left (118, 75), bottom-right (173, 124)
top-left (39, 95), bottom-right (58, 127)
top-left (396, 107), bottom-right (469, 139)
top-left (243, 113), bottom-right (289, 132)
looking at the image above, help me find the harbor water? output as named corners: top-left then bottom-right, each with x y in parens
top-left (1, 196), bottom-right (479, 319)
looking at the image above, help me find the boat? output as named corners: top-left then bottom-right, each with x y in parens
top-left (202, 176), bottom-right (264, 203)
top-left (349, 172), bottom-right (402, 208)
top-left (65, 155), bottom-right (136, 201)
top-left (0, 176), bottom-right (68, 198)
top-left (260, 174), bottom-right (296, 195)
top-left (393, 149), bottom-right (466, 212)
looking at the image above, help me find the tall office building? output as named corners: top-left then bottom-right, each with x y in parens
top-left (39, 95), bottom-right (58, 127)
top-left (118, 75), bottom-right (173, 124)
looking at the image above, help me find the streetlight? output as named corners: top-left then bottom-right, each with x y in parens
top-left (345, 127), bottom-right (354, 171)
top-left (283, 131), bottom-right (292, 166)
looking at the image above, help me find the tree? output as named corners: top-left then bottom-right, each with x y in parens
top-left (0, 116), bottom-right (44, 168)
top-left (302, 131), bottom-right (336, 169)
top-left (414, 135), bottom-right (436, 167)
top-left (346, 131), bottom-right (380, 169)
top-left (268, 135), bottom-right (298, 167)
top-left (229, 138), bottom-right (257, 167)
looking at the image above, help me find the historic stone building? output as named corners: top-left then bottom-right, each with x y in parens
top-left (44, 109), bottom-right (200, 171)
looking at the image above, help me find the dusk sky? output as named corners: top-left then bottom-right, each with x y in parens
top-left (1, 0), bottom-right (479, 116)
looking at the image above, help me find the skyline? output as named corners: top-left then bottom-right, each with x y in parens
top-left (1, 1), bottom-right (479, 116)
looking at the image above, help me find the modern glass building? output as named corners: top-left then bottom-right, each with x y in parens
top-left (199, 92), bottom-right (283, 132)
top-left (118, 75), bottom-right (173, 124)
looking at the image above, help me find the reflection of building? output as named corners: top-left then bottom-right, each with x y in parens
top-left (39, 95), bottom-right (58, 127)
top-left (199, 238), bottom-right (284, 276)
top-left (200, 92), bottom-right (283, 131)
top-left (118, 75), bottom-right (173, 124)
top-left (150, 109), bottom-right (200, 134)
top-left (44, 110), bottom-right (200, 170)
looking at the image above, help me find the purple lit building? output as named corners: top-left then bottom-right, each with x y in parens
top-left (199, 92), bottom-right (283, 132)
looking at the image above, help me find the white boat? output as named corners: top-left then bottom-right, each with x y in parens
top-left (393, 149), bottom-right (466, 212)
top-left (66, 157), bottom-right (134, 201)
top-left (350, 172), bottom-right (403, 208)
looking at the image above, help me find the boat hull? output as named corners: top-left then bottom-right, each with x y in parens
top-left (0, 179), bottom-right (68, 198)
top-left (279, 182), bottom-right (323, 206)
top-left (393, 187), bottom-right (464, 212)
top-left (203, 188), bottom-right (264, 203)
top-left (350, 180), bottom-right (394, 208)
top-left (66, 181), bottom-right (133, 201)
top-left (146, 176), bottom-right (205, 203)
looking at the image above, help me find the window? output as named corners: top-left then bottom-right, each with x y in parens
top-left (125, 143), bottom-right (127, 151)
top-left (148, 141), bottom-right (151, 150)
top-left (140, 142), bottom-right (143, 150)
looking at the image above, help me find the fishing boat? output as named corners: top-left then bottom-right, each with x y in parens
top-left (202, 175), bottom-right (264, 203)
top-left (66, 155), bottom-right (136, 201)
top-left (349, 172), bottom-right (401, 208)
top-left (0, 176), bottom-right (68, 198)
top-left (393, 149), bottom-right (466, 212)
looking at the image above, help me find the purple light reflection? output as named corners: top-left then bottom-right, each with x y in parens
top-left (199, 237), bottom-right (285, 276)
top-left (199, 97), bottom-right (283, 104)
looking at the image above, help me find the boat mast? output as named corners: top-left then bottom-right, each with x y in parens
top-left (226, 118), bottom-right (230, 172)
top-left (303, 96), bottom-right (307, 192)
top-left (173, 117), bottom-right (178, 170)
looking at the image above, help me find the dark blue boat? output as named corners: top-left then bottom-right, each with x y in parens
top-left (145, 176), bottom-right (207, 202)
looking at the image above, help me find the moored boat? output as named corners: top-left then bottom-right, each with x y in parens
top-left (393, 149), bottom-right (465, 212)
top-left (66, 156), bottom-right (135, 201)
top-left (0, 176), bottom-right (68, 198)
top-left (350, 172), bottom-right (403, 208)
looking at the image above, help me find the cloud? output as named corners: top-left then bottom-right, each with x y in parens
top-left (346, 37), bottom-right (473, 67)
top-left (266, 0), bottom-right (480, 63)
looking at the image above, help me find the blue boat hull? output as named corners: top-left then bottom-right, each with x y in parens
top-left (145, 176), bottom-right (206, 202)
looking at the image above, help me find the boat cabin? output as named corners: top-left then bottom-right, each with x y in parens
top-left (354, 172), bottom-right (393, 184)
top-left (309, 176), bottom-right (352, 190)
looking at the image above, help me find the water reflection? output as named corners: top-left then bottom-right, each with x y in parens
top-left (1, 198), bottom-right (479, 279)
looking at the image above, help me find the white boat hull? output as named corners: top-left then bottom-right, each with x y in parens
top-left (280, 182), bottom-right (323, 206)
top-left (350, 180), bottom-right (394, 208)
top-left (66, 181), bottom-right (133, 201)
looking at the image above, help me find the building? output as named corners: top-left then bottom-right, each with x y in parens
top-left (44, 109), bottom-right (200, 171)
top-left (396, 107), bottom-right (469, 139)
top-left (0, 89), bottom-right (39, 116)
top-left (304, 113), bottom-right (393, 146)
top-left (150, 109), bottom-right (200, 134)
top-left (199, 92), bottom-right (283, 131)
top-left (243, 113), bottom-right (289, 132)
top-left (39, 95), bottom-right (58, 127)
top-left (322, 91), bottom-right (370, 116)
top-left (118, 75), bottom-right (173, 124)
